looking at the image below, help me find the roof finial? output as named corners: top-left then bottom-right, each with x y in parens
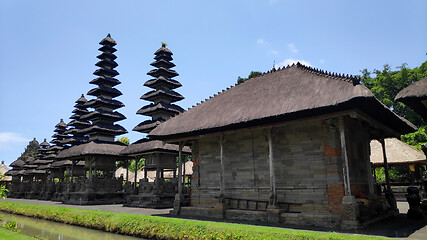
top-left (161, 42), bottom-right (167, 47)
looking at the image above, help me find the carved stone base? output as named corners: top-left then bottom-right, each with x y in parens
top-left (340, 196), bottom-right (360, 229)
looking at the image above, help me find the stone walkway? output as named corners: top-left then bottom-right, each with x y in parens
top-left (1, 198), bottom-right (427, 239)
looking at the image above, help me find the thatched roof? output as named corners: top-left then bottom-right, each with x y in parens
top-left (10, 158), bottom-right (25, 168)
top-left (5, 169), bottom-right (25, 176)
top-left (370, 138), bottom-right (426, 166)
top-left (149, 64), bottom-right (416, 140)
top-left (395, 77), bottom-right (427, 121)
top-left (56, 140), bottom-right (126, 159)
top-left (121, 139), bottom-right (191, 156)
top-left (0, 162), bottom-right (11, 181)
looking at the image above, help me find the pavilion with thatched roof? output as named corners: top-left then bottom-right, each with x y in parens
top-left (149, 63), bottom-right (416, 229)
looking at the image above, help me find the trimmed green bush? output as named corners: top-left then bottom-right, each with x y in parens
top-left (0, 202), bottom-right (386, 240)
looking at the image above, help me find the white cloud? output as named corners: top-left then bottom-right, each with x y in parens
top-left (274, 59), bottom-right (311, 69)
top-left (0, 132), bottom-right (29, 143)
top-left (257, 38), bottom-right (265, 45)
top-left (0, 132), bottom-right (30, 150)
top-left (320, 59), bottom-right (325, 64)
top-left (287, 43), bottom-right (298, 53)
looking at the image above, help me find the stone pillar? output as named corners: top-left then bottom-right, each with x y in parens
top-left (266, 127), bottom-right (280, 223)
top-left (338, 118), bottom-right (359, 229)
top-left (173, 142), bottom-right (184, 215)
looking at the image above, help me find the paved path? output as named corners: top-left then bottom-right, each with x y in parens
top-left (1, 198), bottom-right (427, 239)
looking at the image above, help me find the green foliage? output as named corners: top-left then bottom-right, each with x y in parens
top-left (360, 61), bottom-right (427, 126)
top-left (0, 201), bottom-right (387, 240)
top-left (20, 138), bottom-right (40, 158)
top-left (0, 184), bottom-right (9, 199)
top-left (237, 71), bottom-right (262, 84)
top-left (374, 166), bottom-right (411, 183)
top-left (401, 126), bottom-right (427, 151)
top-left (115, 137), bottom-right (129, 145)
top-left (127, 158), bottom-right (145, 172)
top-left (4, 221), bottom-right (18, 231)
top-left (115, 137), bottom-right (130, 169)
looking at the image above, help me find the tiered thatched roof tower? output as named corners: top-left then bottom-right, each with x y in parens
top-left (63, 94), bottom-right (90, 146)
top-left (80, 34), bottom-right (127, 142)
top-left (133, 43), bottom-right (184, 133)
top-left (46, 119), bottom-right (67, 158)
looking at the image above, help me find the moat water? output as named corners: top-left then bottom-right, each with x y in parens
top-left (0, 211), bottom-right (145, 240)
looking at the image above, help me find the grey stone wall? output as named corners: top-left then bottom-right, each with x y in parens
top-left (191, 119), bottom-right (335, 214)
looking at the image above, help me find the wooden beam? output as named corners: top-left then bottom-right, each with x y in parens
top-left (177, 142), bottom-right (184, 197)
top-left (159, 111), bottom-right (357, 144)
top-left (219, 135), bottom-right (225, 196)
top-left (267, 128), bottom-right (276, 205)
top-left (339, 117), bottom-right (351, 196)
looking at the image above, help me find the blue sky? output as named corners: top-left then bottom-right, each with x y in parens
top-left (1, 0), bottom-right (426, 166)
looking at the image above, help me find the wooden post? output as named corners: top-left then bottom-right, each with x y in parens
top-left (380, 138), bottom-right (391, 192)
top-left (134, 158), bottom-right (139, 189)
top-left (177, 142), bottom-right (183, 197)
top-left (183, 156), bottom-right (186, 188)
top-left (219, 135), bottom-right (225, 196)
top-left (155, 153), bottom-right (160, 194)
top-left (339, 117), bottom-right (351, 196)
top-left (362, 129), bottom-right (374, 195)
top-left (71, 160), bottom-right (75, 181)
top-left (173, 142), bottom-right (184, 214)
top-left (267, 128), bottom-right (276, 205)
top-left (126, 160), bottom-right (129, 182)
top-left (89, 158), bottom-right (93, 182)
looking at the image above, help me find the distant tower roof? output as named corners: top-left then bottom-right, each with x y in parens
top-left (133, 43), bottom-right (184, 134)
top-left (63, 94), bottom-right (91, 146)
top-left (79, 34), bottom-right (127, 143)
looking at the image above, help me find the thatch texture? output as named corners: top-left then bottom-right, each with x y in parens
top-left (121, 139), bottom-right (191, 155)
top-left (370, 138), bottom-right (426, 166)
top-left (9, 158), bottom-right (25, 168)
top-left (395, 77), bottom-right (427, 121)
top-left (56, 141), bottom-right (126, 159)
top-left (149, 64), bottom-right (415, 140)
top-left (0, 162), bottom-right (12, 181)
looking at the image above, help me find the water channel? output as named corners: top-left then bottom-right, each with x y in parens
top-left (0, 211), bottom-right (145, 240)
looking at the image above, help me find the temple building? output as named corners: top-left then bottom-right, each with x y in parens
top-left (149, 63), bottom-right (416, 229)
top-left (121, 43), bottom-right (190, 208)
top-left (57, 34), bottom-right (128, 205)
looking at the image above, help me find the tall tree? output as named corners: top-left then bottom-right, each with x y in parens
top-left (360, 61), bottom-right (427, 127)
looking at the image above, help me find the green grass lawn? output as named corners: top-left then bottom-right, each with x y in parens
top-left (0, 227), bottom-right (39, 240)
top-left (0, 201), bottom-right (388, 240)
